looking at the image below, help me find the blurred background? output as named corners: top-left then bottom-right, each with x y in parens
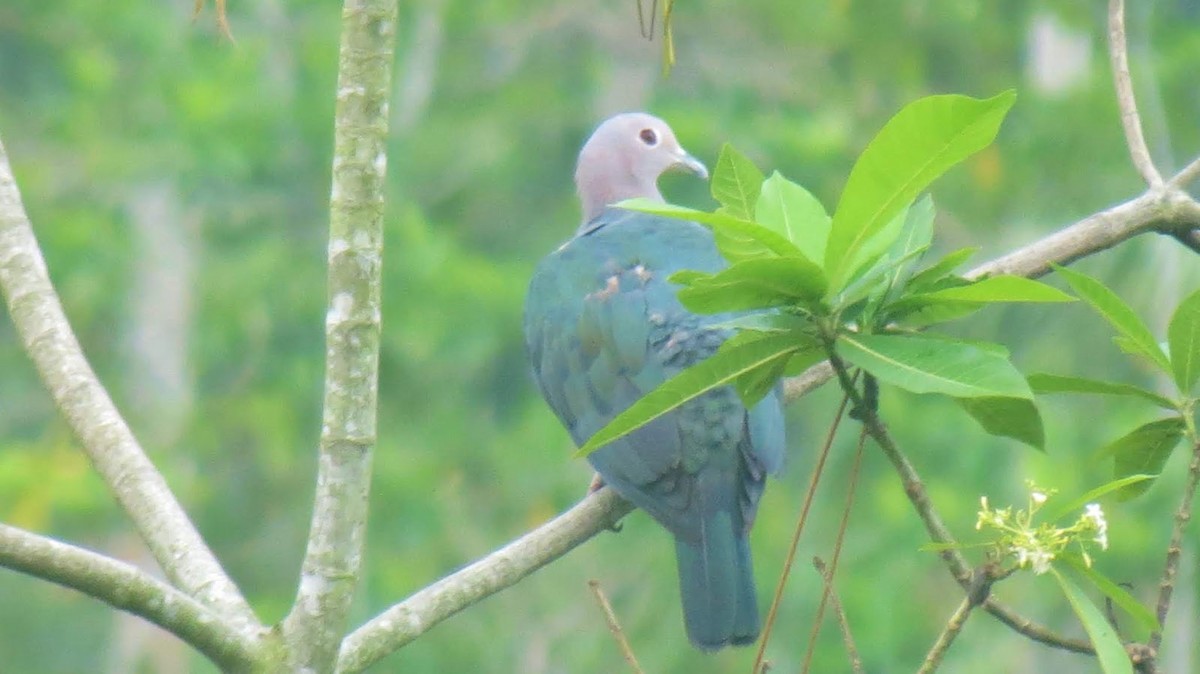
top-left (2, 1), bottom-right (1199, 672)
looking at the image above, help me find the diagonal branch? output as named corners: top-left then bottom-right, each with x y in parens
top-left (1170, 158), bottom-right (1200, 190)
top-left (1107, 0), bottom-right (1163, 189)
top-left (336, 488), bottom-right (633, 674)
top-left (0, 136), bottom-right (257, 630)
top-left (0, 523), bottom-right (261, 671)
top-left (280, 0), bottom-right (400, 669)
top-left (1149, 440), bottom-right (1200, 652)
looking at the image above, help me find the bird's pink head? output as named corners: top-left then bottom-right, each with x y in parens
top-left (574, 112), bottom-right (708, 225)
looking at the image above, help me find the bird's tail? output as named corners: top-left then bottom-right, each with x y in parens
top-left (673, 510), bottom-right (759, 651)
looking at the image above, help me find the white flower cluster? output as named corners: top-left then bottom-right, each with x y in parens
top-left (975, 484), bottom-right (1109, 575)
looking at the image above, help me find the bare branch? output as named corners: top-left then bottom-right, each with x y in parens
top-left (813, 557), bottom-right (864, 674)
top-left (281, 0), bottom-right (400, 669)
top-left (336, 488), bottom-right (633, 674)
top-left (0, 137), bottom-right (256, 629)
top-left (587, 580), bottom-right (646, 674)
top-left (1108, 0), bottom-right (1163, 188)
top-left (0, 523), bottom-right (261, 671)
top-left (1149, 441), bottom-right (1200, 652)
top-left (1170, 157), bottom-right (1200, 189)
top-left (917, 597), bottom-right (975, 674)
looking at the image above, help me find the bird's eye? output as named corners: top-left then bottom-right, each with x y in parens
top-left (639, 128), bottom-right (659, 146)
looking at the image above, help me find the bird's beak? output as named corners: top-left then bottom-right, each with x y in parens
top-left (672, 150), bottom-right (709, 181)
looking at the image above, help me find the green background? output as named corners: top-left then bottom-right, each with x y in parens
top-left (1, 1), bottom-right (1198, 672)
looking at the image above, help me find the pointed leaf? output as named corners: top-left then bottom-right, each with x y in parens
top-left (825, 91), bottom-right (1016, 290)
top-left (1059, 555), bottom-right (1160, 633)
top-left (921, 276), bottom-right (1076, 303)
top-left (907, 246), bottom-right (980, 290)
top-left (577, 333), bottom-right (802, 456)
top-left (1027, 373), bottom-right (1176, 409)
top-left (755, 171), bottom-right (831, 264)
top-left (1054, 265), bottom-right (1171, 372)
top-left (835, 333), bottom-right (1032, 399)
top-left (618, 198), bottom-right (806, 260)
top-left (1046, 475), bottom-right (1156, 524)
top-left (957, 396), bottom-right (1044, 450)
top-left (1167, 288), bottom-right (1200, 393)
top-left (1096, 417), bottom-right (1186, 500)
top-left (889, 297), bottom-right (984, 328)
top-left (710, 312), bottom-right (815, 333)
top-left (677, 257), bottom-right (828, 313)
top-left (1050, 568), bottom-right (1134, 674)
top-left (711, 144), bottom-right (765, 220)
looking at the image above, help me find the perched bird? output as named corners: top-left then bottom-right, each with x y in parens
top-left (523, 113), bottom-right (786, 650)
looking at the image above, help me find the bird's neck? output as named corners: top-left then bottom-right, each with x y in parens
top-left (578, 175), bottom-right (663, 225)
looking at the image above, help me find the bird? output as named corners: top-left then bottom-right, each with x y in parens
top-left (523, 112), bottom-right (786, 650)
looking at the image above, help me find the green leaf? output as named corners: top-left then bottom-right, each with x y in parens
top-left (709, 312), bottom-right (815, 333)
top-left (676, 257), bottom-right (828, 313)
top-left (710, 144), bottom-right (765, 220)
top-left (1045, 475), bottom-right (1156, 523)
top-left (920, 276), bottom-right (1076, 303)
top-left (1054, 265), bottom-right (1171, 373)
top-left (825, 91), bottom-right (1016, 290)
top-left (618, 198), bottom-right (806, 262)
top-left (956, 396), bottom-right (1044, 450)
top-left (755, 171), bottom-right (831, 264)
top-left (1059, 554), bottom-right (1160, 633)
top-left (733, 350), bottom-right (791, 406)
top-left (1050, 568), bottom-right (1134, 674)
top-left (889, 297), bottom-right (984, 328)
top-left (576, 333), bottom-right (803, 456)
top-left (907, 246), bottom-right (980, 290)
top-left (835, 333), bottom-right (1032, 399)
top-left (838, 241), bottom-right (931, 310)
top-left (1096, 417), bottom-right (1186, 500)
top-left (1027, 373), bottom-right (1176, 409)
top-left (1167, 288), bottom-right (1200, 393)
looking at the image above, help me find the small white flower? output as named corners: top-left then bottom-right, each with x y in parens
top-left (1029, 548), bottom-right (1054, 575)
top-left (1083, 503), bottom-right (1109, 550)
top-left (1031, 490), bottom-right (1047, 505)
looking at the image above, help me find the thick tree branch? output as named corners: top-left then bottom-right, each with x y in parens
top-left (1107, 0), bottom-right (1163, 189)
top-left (0, 523), bottom-right (261, 672)
top-left (0, 137), bottom-right (257, 630)
top-left (336, 488), bottom-right (633, 674)
top-left (280, 0), bottom-right (400, 669)
top-left (1149, 440), bottom-right (1200, 652)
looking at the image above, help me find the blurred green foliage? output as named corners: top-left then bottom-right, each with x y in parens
top-left (1, 1), bottom-right (1199, 672)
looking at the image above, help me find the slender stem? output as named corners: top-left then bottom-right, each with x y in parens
top-left (812, 557), bottom-right (864, 674)
top-left (917, 597), bottom-right (974, 674)
top-left (0, 135), bottom-right (256, 630)
top-left (1107, 0), bottom-right (1163, 188)
top-left (801, 427), bottom-right (866, 674)
top-left (336, 488), bottom-right (633, 674)
top-left (1170, 157), bottom-right (1200, 189)
top-left (0, 523), bottom-right (261, 671)
top-left (588, 580), bottom-right (646, 674)
top-left (824, 354), bottom-right (1094, 655)
top-left (752, 389), bottom-right (851, 673)
top-left (1149, 440), bottom-right (1200, 651)
top-left (281, 0), bottom-right (399, 668)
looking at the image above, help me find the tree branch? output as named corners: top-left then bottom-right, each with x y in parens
top-left (1107, 0), bottom-right (1163, 188)
top-left (336, 488), bottom-right (633, 674)
top-left (1149, 440), bottom-right (1200, 652)
top-left (0, 136), bottom-right (257, 630)
top-left (1170, 158), bottom-right (1200, 190)
top-left (280, 0), bottom-right (400, 669)
top-left (0, 523), bottom-right (261, 672)
top-left (825, 358), bottom-right (1094, 655)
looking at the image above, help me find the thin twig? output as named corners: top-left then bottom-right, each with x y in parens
top-left (753, 388), bottom-right (852, 673)
top-left (813, 557), bottom-right (864, 674)
top-left (1149, 440), bottom-right (1200, 652)
top-left (917, 597), bottom-right (974, 674)
top-left (824, 353), bottom-right (1094, 655)
top-left (1107, 0), bottom-right (1163, 188)
top-left (0, 134), bottom-right (257, 630)
top-left (336, 488), bottom-right (633, 674)
top-left (588, 580), bottom-right (646, 674)
top-left (0, 523), bottom-right (260, 671)
top-left (1170, 157), bottom-right (1200, 189)
top-left (801, 425), bottom-right (866, 674)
